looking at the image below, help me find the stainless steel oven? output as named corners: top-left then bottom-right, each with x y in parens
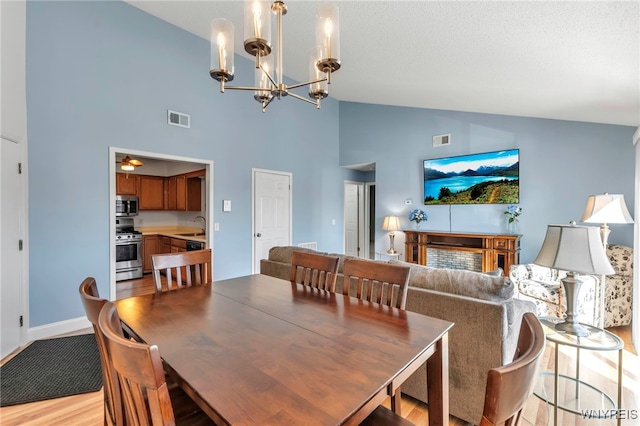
top-left (115, 218), bottom-right (143, 281)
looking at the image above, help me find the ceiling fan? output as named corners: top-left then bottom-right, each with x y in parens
top-left (119, 155), bottom-right (144, 171)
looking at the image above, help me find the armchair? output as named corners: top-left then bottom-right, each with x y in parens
top-left (605, 244), bottom-right (633, 327)
top-left (509, 244), bottom-right (633, 328)
top-left (509, 264), bottom-right (598, 326)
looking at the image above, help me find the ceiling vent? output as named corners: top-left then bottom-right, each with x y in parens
top-left (432, 133), bottom-right (451, 147)
top-left (168, 110), bottom-right (190, 128)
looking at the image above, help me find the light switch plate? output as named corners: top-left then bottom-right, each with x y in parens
top-left (223, 200), bottom-right (231, 212)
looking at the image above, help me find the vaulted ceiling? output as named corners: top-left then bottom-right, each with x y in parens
top-left (126, 1), bottom-right (640, 127)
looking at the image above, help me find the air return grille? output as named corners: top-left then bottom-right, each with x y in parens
top-left (168, 110), bottom-right (190, 128)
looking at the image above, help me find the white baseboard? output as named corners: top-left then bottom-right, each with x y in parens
top-left (26, 316), bottom-right (92, 342)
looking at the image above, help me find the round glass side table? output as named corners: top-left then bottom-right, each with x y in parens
top-left (533, 317), bottom-right (624, 426)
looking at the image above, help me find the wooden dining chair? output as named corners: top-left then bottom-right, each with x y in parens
top-left (342, 258), bottom-right (411, 415)
top-left (479, 312), bottom-right (545, 426)
top-left (289, 250), bottom-right (340, 292)
top-left (98, 301), bottom-right (214, 426)
top-left (342, 258), bottom-right (411, 309)
top-left (78, 277), bottom-right (123, 426)
top-left (152, 248), bottom-right (212, 292)
top-left (362, 313), bottom-right (545, 426)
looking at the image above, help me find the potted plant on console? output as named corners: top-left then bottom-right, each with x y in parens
top-left (409, 209), bottom-right (428, 230)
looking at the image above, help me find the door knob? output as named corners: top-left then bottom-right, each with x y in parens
top-left (256, 233), bottom-right (262, 237)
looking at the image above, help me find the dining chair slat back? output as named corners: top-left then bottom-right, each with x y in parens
top-left (479, 312), bottom-right (546, 426)
top-left (78, 277), bottom-right (124, 426)
top-left (290, 251), bottom-right (340, 292)
top-left (152, 249), bottom-right (212, 293)
top-left (99, 301), bottom-right (177, 426)
top-left (342, 258), bottom-right (411, 310)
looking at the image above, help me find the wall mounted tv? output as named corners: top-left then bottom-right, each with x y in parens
top-left (423, 149), bottom-right (519, 205)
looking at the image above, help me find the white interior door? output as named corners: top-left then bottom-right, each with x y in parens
top-left (344, 183), bottom-right (360, 257)
top-left (1, 137), bottom-right (24, 358)
top-left (344, 182), bottom-right (366, 258)
top-left (252, 169), bottom-right (291, 273)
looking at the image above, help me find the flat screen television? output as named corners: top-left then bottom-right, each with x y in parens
top-left (423, 149), bottom-right (519, 205)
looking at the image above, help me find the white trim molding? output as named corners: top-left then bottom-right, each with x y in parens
top-left (26, 316), bottom-right (91, 343)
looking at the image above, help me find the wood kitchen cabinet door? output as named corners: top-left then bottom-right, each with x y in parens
top-left (160, 236), bottom-right (171, 254)
top-left (143, 235), bottom-right (159, 273)
top-left (138, 175), bottom-right (165, 210)
top-left (176, 175), bottom-right (187, 211)
top-left (165, 176), bottom-right (177, 210)
top-left (116, 173), bottom-right (138, 195)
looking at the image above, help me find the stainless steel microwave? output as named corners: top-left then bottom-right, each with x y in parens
top-left (116, 195), bottom-right (139, 217)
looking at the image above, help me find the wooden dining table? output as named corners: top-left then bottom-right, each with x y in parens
top-left (114, 274), bottom-right (454, 425)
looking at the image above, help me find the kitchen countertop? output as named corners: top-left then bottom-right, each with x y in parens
top-left (136, 226), bottom-right (206, 243)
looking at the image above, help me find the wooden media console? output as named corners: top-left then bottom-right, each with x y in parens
top-left (404, 230), bottom-right (521, 273)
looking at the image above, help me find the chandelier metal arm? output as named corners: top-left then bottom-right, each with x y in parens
top-left (287, 91), bottom-right (319, 106)
top-left (287, 77), bottom-right (328, 91)
top-left (259, 62), bottom-right (277, 88)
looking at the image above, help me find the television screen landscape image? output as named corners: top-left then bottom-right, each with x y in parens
top-left (423, 149), bottom-right (519, 205)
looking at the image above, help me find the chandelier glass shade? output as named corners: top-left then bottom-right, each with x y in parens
top-left (210, 1), bottom-right (341, 112)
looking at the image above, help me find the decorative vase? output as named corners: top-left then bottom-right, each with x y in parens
top-left (508, 220), bottom-right (519, 234)
top-left (414, 221), bottom-right (421, 230)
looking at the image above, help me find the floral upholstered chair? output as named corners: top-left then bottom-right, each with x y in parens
top-left (509, 264), bottom-right (598, 325)
top-left (509, 244), bottom-right (633, 328)
top-left (605, 244), bottom-right (633, 327)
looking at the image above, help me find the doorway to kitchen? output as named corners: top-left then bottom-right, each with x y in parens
top-left (108, 147), bottom-right (213, 300)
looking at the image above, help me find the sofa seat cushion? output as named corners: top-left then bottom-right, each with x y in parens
top-left (391, 261), bottom-right (514, 302)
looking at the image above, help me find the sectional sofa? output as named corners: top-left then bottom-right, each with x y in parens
top-left (260, 246), bottom-right (536, 424)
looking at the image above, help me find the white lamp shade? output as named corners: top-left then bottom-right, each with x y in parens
top-left (581, 194), bottom-right (633, 224)
top-left (534, 224), bottom-right (614, 275)
top-left (382, 216), bottom-right (401, 232)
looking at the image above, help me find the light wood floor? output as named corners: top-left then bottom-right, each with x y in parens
top-left (1, 274), bottom-right (637, 425)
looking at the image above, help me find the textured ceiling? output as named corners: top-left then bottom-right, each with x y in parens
top-left (125, 1), bottom-right (640, 127)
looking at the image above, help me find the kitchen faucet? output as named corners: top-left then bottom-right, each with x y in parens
top-left (193, 215), bottom-right (206, 234)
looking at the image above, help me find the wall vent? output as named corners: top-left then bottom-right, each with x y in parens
top-left (432, 133), bottom-right (451, 147)
top-left (168, 110), bottom-right (190, 128)
top-left (298, 242), bottom-right (318, 250)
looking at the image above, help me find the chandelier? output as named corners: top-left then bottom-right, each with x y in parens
top-left (209, 1), bottom-right (341, 112)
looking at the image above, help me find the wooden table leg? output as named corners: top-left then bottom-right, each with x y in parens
top-left (426, 333), bottom-right (449, 426)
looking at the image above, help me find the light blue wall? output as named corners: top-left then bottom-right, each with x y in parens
top-left (26, 1), bottom-right (353, 326)
top-left (339, 102), bottom-right (636, 263)
top-left (25, 1), bottom-right (636, 328)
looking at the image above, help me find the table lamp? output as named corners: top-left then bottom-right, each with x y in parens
top-left (580, 193), bottom-right (634, 327)
top-left (533, 223), bottom-right (614, 337)
top-left (382, 215), bottom-right (401, 254)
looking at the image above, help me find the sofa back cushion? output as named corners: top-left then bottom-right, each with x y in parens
top-left (391, 261), bottom-right (514, 302)
top-left (268, 246), bottom-right (323, 264)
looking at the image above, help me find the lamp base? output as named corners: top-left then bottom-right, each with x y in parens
top-left (387, 248), bottom-right (397, 254)
top-left (556, 273), bottom-right (590, 337)
top-left (554, 320), bottom-right (590, 337)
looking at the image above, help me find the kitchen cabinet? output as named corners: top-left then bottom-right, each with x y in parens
top-left (168, 171), bottom-right (203, 211)
top-left (138, 176), bottom-right (165, 210)
top-left (131, 170), bottom-right (203, 212)
top-left (170, 238), bottom-right (188, 282)
top-left (165, 177), bottom-right (177, 210)
top-left (160, 236), bottom-right (171, 254)
top-left (142, 235), bottom-right (159, 273)
top-left (116, 173), bottom-right (138, 195)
